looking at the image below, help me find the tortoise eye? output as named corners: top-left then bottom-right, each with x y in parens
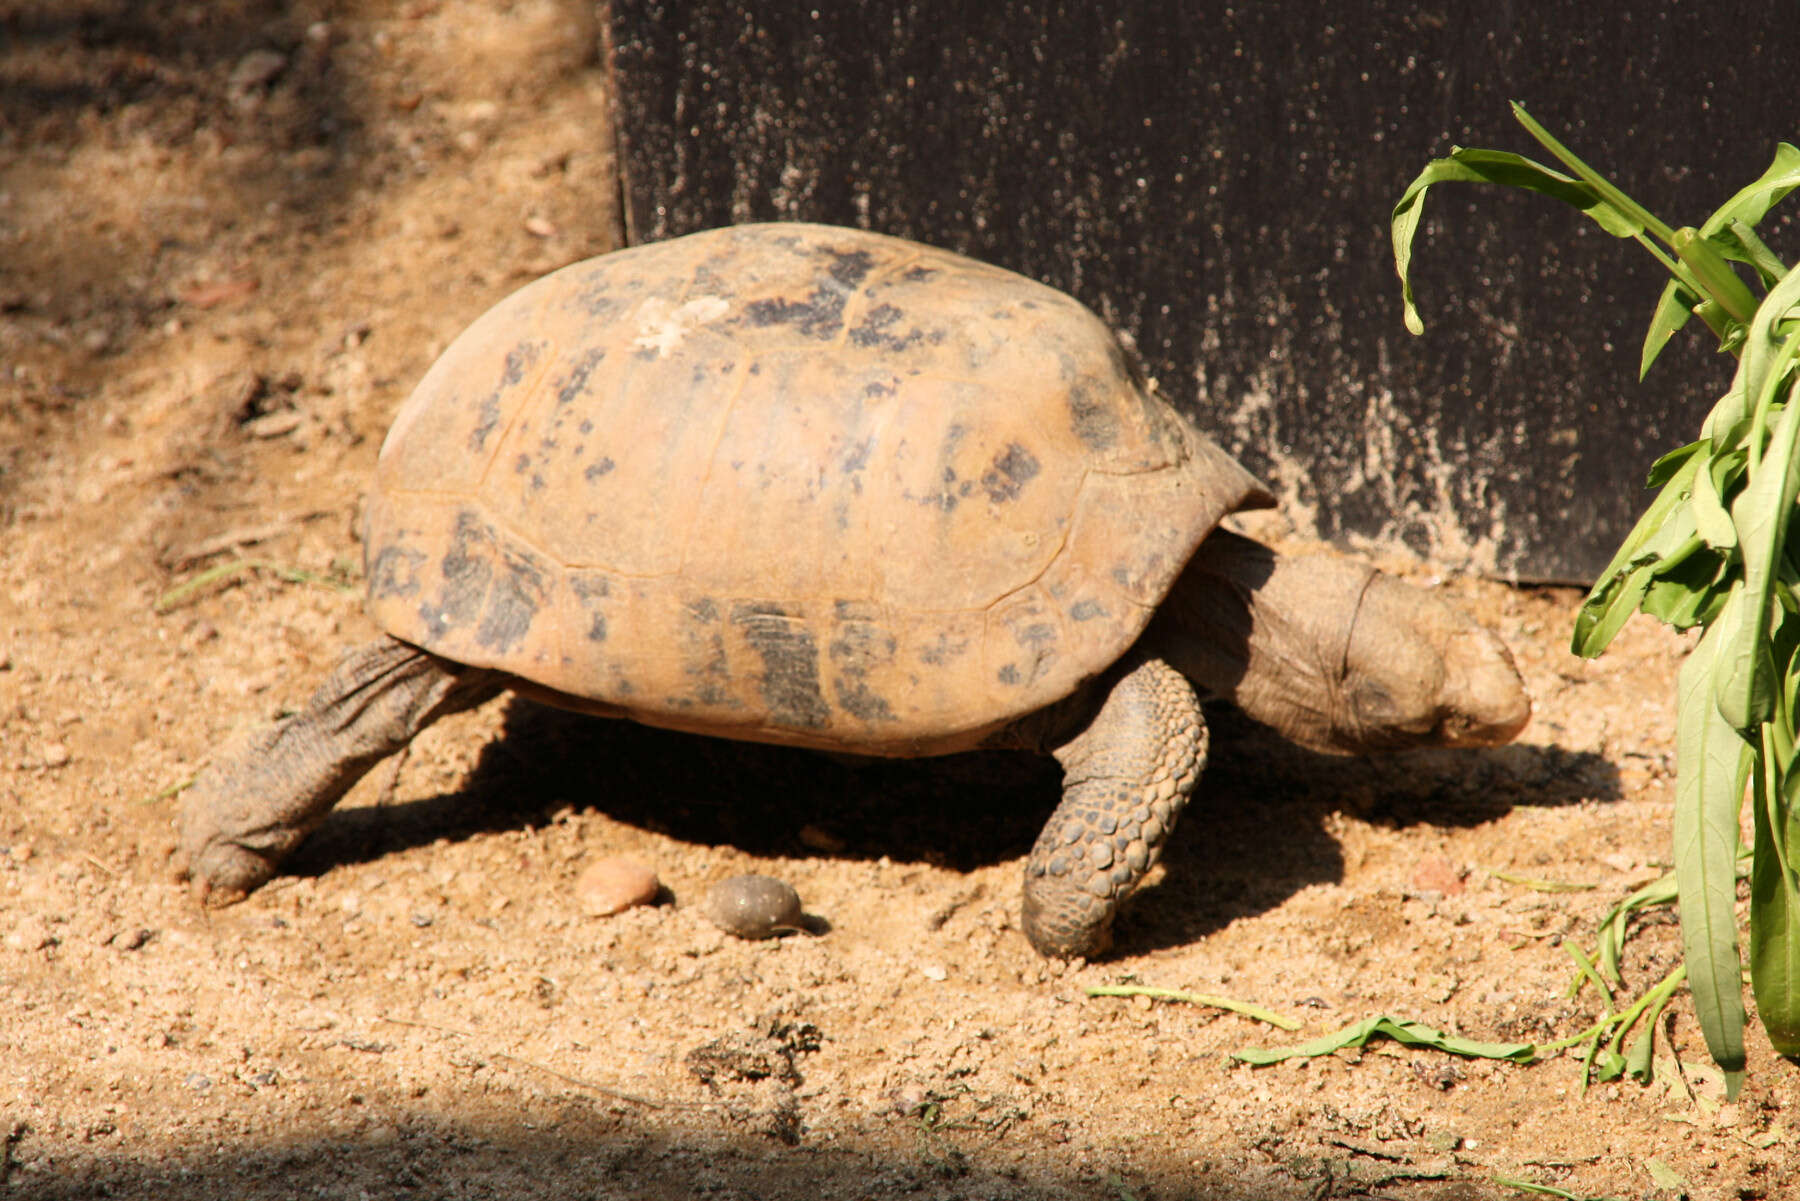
top-left (1350, 679), bottom-right (1400, 728)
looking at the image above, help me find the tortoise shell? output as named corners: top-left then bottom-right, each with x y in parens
top-left (363, 223), bottom-right (1270, 754)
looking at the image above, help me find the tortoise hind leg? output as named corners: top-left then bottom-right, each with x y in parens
top-left (178, 635), bottom-right (506, 902)
top-left (1022, 657), bottom-right (1206, 958)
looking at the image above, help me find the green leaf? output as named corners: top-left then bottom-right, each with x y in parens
top-left (1691, 443), bottom-right (1740, 551)
top-left (1674, 619), bottom-right (1750, 1085)
top-left (1083, 985), bottom-right (1300, 1030)
top-left (1696, 142), bottom-right (1800, 244)
top-left (1573, 453), bottom-right (1705, 656)
top-left (1673, 227), bottom-right (1760, 325)
top-left (1492, 1177), bottom-right (1621, 1201)
top-left (1750, 745), bottom-right (1800, 1056)
top-left (1640, 550), bottom-right (1732, 630)
top-left (1233, 1015), bottom-right (1535, 1066)
top-left (1722, 219), bottom-right (1790, 287)
top-left (1564, 944), bottom-right (1614, 1012)
top-left (1642, 280), bottom-right (1701, 378)
top-left (1489, 870), bottom-right (1596, 893)
top-left (1703, 373), bottom-right (1753, 445)
top-left (1393, 148), bottom-right (1641, 335)
top-left (1592, 872), bottom-right (1681, 987)
top-left (1713, 274), bottom-right (1800, 730)
top-left (1646, 1159), bottom-right (1687, 1191)
top-left (1646, 439), bottom-right (1706, 488)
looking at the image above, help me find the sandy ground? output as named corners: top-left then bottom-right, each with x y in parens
top-left (2, 3), bottom-right (1795, 1198)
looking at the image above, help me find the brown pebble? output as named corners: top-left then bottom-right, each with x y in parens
top-left (1411, 853), bottom-right (1466, 896)
top-left (575, 856), bottom-right (659, 917)
top-left (702, 874), bottom-right (803, 940)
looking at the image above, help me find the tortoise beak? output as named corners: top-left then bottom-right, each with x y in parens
top-left (1434, 625), bottom-right (1531, 747)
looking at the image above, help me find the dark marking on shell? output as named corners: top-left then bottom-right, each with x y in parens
top-left (980, 442), bottom-right (1041, 504)
top-left (829, 614), bottom-right (898, 724)
top-left (1069, 599), bottom-right (1108, 622)
top-left (745, 285), bottom-right (848, 340)
top-left (584, 456), bottom-right (616, 483)
top-left (427, 509), bottom-right (494, 638)
top-left (367, 544), bottom-right (426, 600)
top-left (570, 575), bottom-right (610, 643)
top-left (478, 552), bottom-right (547, 653)
top-left (681, 596), bottom-right (736, 708)
top-left (997, 664), bottom-right (1022, 686)
top-left (732, 602), bottom-right (829, 730)
top-left (907, 423), bottom-right (968, 511)
top-left (847, 303), bottom-right (931, 353)
top-left (556, 347), bottom-right (607, 407)
top-left (572, 279), bottom-right (628, 319)
top-left (827, 249), bottom-right (875, 290)
top-left (513, 453), bottom-right (531, 475)
top-left (1066, 377), bottom-right (1119, 451)
top-left (904, 482), bottom-right (958, 512)
top-left (839, 436), bottom-right (874, 475)
top-left (902, 265), bottom-right (937, 282)
top-left (422, 510), bottom-right (548, 654)
top-left (578, 418), bottom-right (594, 435)
top-left (469, 341), bottom-right (543, 455)
top-left (918, 632), bottom-right (969, 666)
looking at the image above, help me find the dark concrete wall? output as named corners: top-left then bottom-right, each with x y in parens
top-left (608, 2), bottom-right (1798, 582)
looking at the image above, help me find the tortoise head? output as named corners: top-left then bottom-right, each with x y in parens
top-left (1333, 572), bottom-right (1531, 752)
top-left (1154, 531), bottom-right (1529, 754)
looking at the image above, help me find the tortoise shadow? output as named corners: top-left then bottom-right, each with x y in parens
top-left (292, 697), bottom-right (1622, 952)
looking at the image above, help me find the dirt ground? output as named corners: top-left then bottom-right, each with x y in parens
top-left (2, 3), bottom-right (1795, 1199)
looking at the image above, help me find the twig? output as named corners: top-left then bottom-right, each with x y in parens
top-left (1085, 984), bottom-right (1301, 1030)
top-left (375, 1015), bottom-right (698, 1110)
top-left (154, 557), bottom-right (354, 614)
top-left (164, 510), bottom-right (331, 570)
top-left (137, 774), bottom-right (197, 806)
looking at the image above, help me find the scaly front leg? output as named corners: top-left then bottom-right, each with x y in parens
top-left (1022, 657), bottom-right (1206, 958)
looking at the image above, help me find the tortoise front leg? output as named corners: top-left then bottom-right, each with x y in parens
top-left (1022, 657), bottom-right (1206, 959)
top-left (178, 635), bottom-right (505, 902)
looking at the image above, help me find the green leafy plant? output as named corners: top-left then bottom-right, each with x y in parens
top-left (1393, 102), bottom-right (1800, 1093)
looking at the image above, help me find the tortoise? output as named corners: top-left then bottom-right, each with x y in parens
top-left (178, 222), bottom-right (1529, 958)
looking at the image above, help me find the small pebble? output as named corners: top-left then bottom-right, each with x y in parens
top-left (1410, 853), bottom-right (1465, 896)
top-left (5, 917), bottom-right (53, 952)
top-left (702, 874), bottom-right (803, 940)
top-left (40, 742), bottom-right (70, 769)
top-left (575, 856), bottom-right (660, 917)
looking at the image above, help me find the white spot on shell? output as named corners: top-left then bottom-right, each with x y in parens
top-left (632, 295), bottom-right (730, 357)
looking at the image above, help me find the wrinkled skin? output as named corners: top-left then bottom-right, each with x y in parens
top-left (1154, 529), bottom-right (1530, 755)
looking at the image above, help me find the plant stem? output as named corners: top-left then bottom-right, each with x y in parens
top-left (1510, 101), bottom-right (1678, 246)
